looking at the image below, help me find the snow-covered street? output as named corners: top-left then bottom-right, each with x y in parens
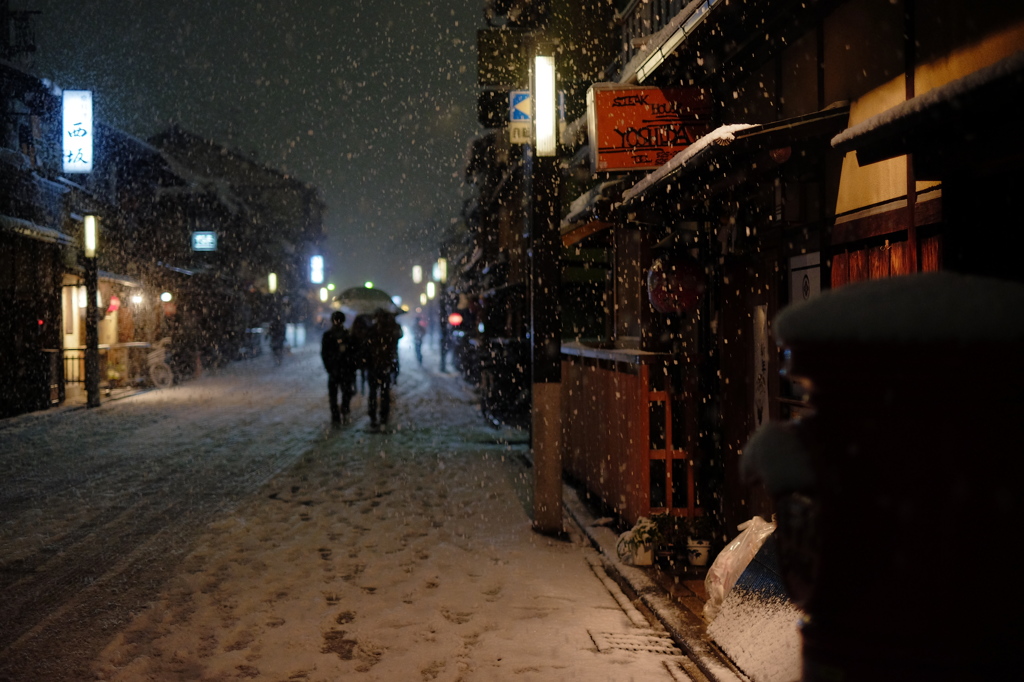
top-left (1, 334), bottom-right (689, 681)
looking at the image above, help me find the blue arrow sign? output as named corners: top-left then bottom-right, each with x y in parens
top-left (510, 91), bottom-right (531, 121)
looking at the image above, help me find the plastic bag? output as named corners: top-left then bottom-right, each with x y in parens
top-left (703, 516), bottom-right (776, 622)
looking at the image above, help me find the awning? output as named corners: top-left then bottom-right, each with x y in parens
top-left (622, 103), bottom-right (850, 205)
top-left (0, 214), bottom-right (73, 245)
top-left (831, 51), bottom-right (1024, 179)
top-left (99, 270), bottom-right (143, 288)
top-left (619, 0), bottom-right (723, 84)
top-left (559, 179), bottom-right (628, 247)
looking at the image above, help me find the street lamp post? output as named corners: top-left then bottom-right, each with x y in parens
top-left (528, 43), bottom-right (563, 536)
top-left (435, 258), bottom-right (449, 373)
top-left (83, 215), bottom-right (101, 408)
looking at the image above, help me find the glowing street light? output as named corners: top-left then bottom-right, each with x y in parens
top-left (83, 215), bottom-right (98, 258)
top-left (533, 50), bottom-right (557, 156)
top-left (364, 281), bottom-right (374, 289)
top-left (268, 272), bottom-right (278, 293)
top-left (412, 265), bottom-right (423, 284)
top-left (426, 281), bottom-right (436, 299)
top-left (319, 287), bottom-right (329, 302)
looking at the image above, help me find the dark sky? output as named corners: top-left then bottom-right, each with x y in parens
top-left (23, 0), bottom-right (482, 305)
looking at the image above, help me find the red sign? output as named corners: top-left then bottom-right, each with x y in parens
top-left (587, 84), bottom-right (713, 172)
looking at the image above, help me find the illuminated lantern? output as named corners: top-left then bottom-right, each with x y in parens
top-left (448, 312), bottom-right (464, 327)
top-left (647, 256), bottom-right (706, 316)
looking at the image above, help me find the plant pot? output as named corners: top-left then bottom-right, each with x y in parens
top-left (631, 544), bottom-right (653, 566)
top-left (617, 533), bottom-right (654, 566)
top-left (686, 538), bottom-right (711, 567)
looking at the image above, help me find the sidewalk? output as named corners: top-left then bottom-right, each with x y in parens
top-left (563, 485), bottom-right (750, 682)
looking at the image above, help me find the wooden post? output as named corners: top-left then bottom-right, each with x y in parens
top-left (527, 143), bottom-right (563, 536)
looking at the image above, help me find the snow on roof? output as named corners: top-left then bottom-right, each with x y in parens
top-left (621, 123), bottom-right (754, 203)
top-left (564, 179), bottom-right (623, 224)
top-left (618, 0), bottom-right (715, 84)
top-left (832, 50), bottom-right (1024, 150)
top-left (775, 272), bottom-right (1024, 344)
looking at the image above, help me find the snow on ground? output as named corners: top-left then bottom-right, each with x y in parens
top-left (84, 334), bottom-right (683, 681)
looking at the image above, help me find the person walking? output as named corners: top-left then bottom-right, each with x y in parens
top-left (321, 311), bottom-right (357, 425)
top-left (269, 316), bottom-right (286, 366)
top-left (365, 309), bottom-right (403, 430)
top-left (350, 313), bottom-right (372, 396)
top-left (413, 313), bottom-right (427, 366)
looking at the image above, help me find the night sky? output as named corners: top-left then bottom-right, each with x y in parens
top-left (23, 0), bottom-right (482, 305)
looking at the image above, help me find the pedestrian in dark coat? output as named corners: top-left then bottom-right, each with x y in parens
top-left (321, 311), bottom-right (356, 424)
top-left (365, 309), bottom-right (403, 429)
top-left (350, 313), bottom-right (373, 395)
top-left (413, 313), bottom-right (427, 366)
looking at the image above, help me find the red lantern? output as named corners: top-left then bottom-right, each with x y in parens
top-left (448, 312), bottom-right (464, 327)
top-left (647, 256), bottom-right (706, 315)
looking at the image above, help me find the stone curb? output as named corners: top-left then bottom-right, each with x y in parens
top-left (563, 484), bottom-right (749, 682)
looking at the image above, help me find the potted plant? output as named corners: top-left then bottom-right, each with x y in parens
top-left (616, 516), bottom-right (663, 566)
top-left (685, 514), bottom-right (715, 567)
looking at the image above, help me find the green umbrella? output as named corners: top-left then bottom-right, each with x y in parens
top-left (333, 286), bottom-right (401, 316)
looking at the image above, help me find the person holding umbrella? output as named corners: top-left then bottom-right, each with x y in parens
top-left (365, 308), bottom-right (403, 430)
top-left (321, 311), bottom-right (357, 425)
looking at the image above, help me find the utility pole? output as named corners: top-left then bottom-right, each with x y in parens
top-left (528, 43), bottom-right (563, 537)
top-left (83, 216), bottom-right (101, 408)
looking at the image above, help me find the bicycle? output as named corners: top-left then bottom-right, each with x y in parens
top-left (147, 337), bottom-right (174, 388)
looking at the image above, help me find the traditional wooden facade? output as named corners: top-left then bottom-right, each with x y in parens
top-left (467, 0), bottom-right (1024, 541)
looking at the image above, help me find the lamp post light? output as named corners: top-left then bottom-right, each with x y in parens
top-left (83, 215), bottom-right (101, 408)
top-left (268, 272), bottom-right (278, 294)
top-left (412, 265), bottom-right (423, 284)
top-left (433, 257), bottom-right (451, 372)
top-left (529, 41), bottom-right (563, 536)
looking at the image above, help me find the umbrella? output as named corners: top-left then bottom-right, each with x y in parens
top-left (333, 286), bottom-right (402, 316)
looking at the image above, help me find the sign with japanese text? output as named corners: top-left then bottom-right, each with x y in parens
top-left (62, 90), bottom-right (93, 173)
top-left (310, 255), bottom-right (324, 283)
top-left (509, 90), bottom-right (531, 145)
top-left (587, 84), bottom-right (713, 172)
top-left (191, 231), bottom-right (218, 251)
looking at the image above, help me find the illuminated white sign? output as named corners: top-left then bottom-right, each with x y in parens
top-left (62, 90), bottom-right (93, 173)
top-left (191, 231), bottom-right (217, 251)
top-left (310, 255), bottom-right (324, 284)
